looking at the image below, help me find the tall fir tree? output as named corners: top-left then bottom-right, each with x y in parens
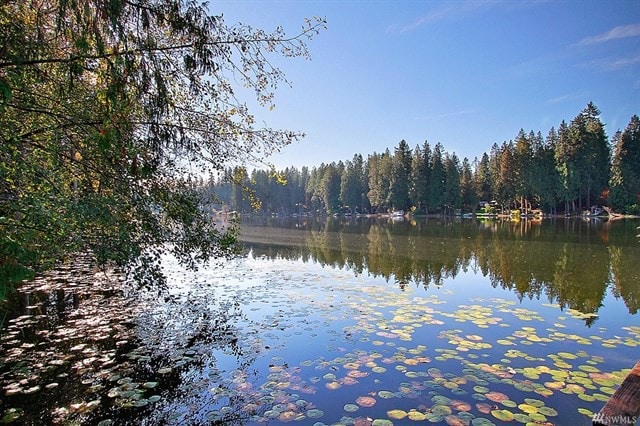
top-left (320, 163), bottom-right (342, 213)
top-left (410, 146), bottom-right (424, 209)
top-left (367, 150), bottom-right (392, 212)
top-left (581, 103), bottom-right (610, 208)
top-left (443, 153), bottom-right (462, 214)
top-left (411, 141), bottom-right (432, 212)
top-left (340, 154), bottom-right (365, 214)
top-left (555, 120), bottom-right (581, 213)
top-left (496, 142), bottom-right (516, 211)
top-left (460, 157), bottom-right (477, 212)
top-left (427, 143), bottom-right (445, 213)
top-left (609, 115), bottom-right (640, 213)
top-left (513, 129), bottom-right (534, 214)
top-left (389, 140), bottom-right (412, 210)
top-left (473, 153), bottom-right (492, 202)
top-left (536, 128), bottom-right (561, 213)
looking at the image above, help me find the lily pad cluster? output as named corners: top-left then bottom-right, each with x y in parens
top-left (2, 253), bottom-right (639, 425)
top-left (144, 261), bottom-right (640, 424)
top-left (0, 261), bottom-right (153, 424)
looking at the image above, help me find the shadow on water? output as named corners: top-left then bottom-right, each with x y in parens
top-left (239, 217), bottom-right (640, 319)
top-left (0, 255), bottom-right (261, 425)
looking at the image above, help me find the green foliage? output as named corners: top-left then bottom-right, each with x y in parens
top-left (554, 105), bottom-right (610, 213)
top-left (479, 205), bottom-right (497, 215)
top-left (207, 104), bottom-right (634, 218)
top-left (340, 154), bottom-right (365, 214)
top-left (460, 157), bottom-right (477, 211)
top-left (443, 153), bottom-right (462, 212)
top-left (495, 142), bottom-right (516, 209)
top-left (473, 153), bottom-right (492, 202)
top-left (389, 140), bottom-right (412, 210)
top-left (609, 116), bottom-right (640, 213)
top-left (427, 143), bottom-right (446, 213)
top-left (321, 162), bottom-right (343, 214)
top-left (409, 142), bottom-right (431, 211)
top-left (0, 0), bottom-right (325, 286)
top-left (367, 150), bottom-right (393, 212)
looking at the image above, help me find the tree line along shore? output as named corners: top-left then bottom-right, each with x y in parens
top-left (205, 103), bottom-right (639, 218)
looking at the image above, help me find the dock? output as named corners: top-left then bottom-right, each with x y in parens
top-left (593, 360), bottom-right (640, 425)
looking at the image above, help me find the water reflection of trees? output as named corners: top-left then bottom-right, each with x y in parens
top-left (240, 217), bottom-right (640, 317)
top-left (0, 260), bottom-right (261, 425)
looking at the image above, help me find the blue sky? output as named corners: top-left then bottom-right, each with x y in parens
top-left (216, 0), bottom-right (640, 169)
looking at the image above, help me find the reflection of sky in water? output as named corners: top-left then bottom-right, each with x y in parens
top-left (156, 250), bottom-right (639, 425)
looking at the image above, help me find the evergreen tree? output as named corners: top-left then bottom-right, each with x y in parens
top-left (410, 146), bottom-right (423, 208)
top-left (340, 154), bottom-right (365, 214)
top-left (473, 153), bottom-right (492, 202)
top-left (488, 143), bottom-right (502, 204)
top-left (555, 120), bottom-right (581, 213)
top-left (411, 141), bottom-right (431, 212)
top-left (535, 128), bottom-right (561, 213)
top-left (294, 167), bottom-right (310, 214)
top-left (306, 166), bottom-right (323, 213)
top-left (460, 157), bottom-right (477, 211)
top-left (320, 163), bottom-right (342, 213)
top-left (427, 143), bottom-right (445, 213)
top-left (367, 150), bottom-right (392, 212)
top-left (366, 154), bottom-right (382, 211)
top-left (581, 103), bottom-right (610, 208)
top-left (557, 103), bottom-right (610, 212)
top-left (362, 158), bottom-right (372, 213)
top-left (496, 142), bottom-right (516, 211)
top-left (389, 140), bottom-right (412, 210)
top-left (354, 154), bottom-right (367, 212)
top-left (513, 130), bottom-right (534, 213)
top-left (609, 115), bottom-right (640, 213)
top-left (443, 153), bottom-right (462, 214)
top-left (379, 152), bottom-right (393, 211)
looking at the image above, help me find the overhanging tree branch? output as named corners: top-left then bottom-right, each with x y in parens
top-left (0, 21), bottom-right (325, 69)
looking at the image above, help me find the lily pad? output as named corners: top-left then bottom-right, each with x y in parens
top-left (485, 391), bottom-right (508, 403)
top-left (471, 418), bottom-right (495, 425)
top-left (523, 398), bottom-right (544, 407)
top-left (528, 412), bottom-right (548, 422)
top-left (355, 396), bottom-right (376, 407)
top-left (537, 406), bottom-right (558, 416)
top-left (407, 411), bottom-right (427, 421)
top-left (432, 404), bottom-right (454, 416)
top-left (387, 409), bottom-right (408, 420)
top-left (307, 409), bottom-right (324, 418)
top-left (491, 409), bottom-right (514, 421)
top-left (344, 404), bottom-right (359, 412)
top-left (378, 390), bottom-right (395, 399)
top-left (513, 413), bottom-right (531, 423)
top-left (578, 407), bottom-right (594, 416)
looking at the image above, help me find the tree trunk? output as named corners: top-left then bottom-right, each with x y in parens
top-left (578, 189), bottom-right (583, 212)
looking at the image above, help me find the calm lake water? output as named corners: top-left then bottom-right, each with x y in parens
top-left (1, 217), bottom-right (639, 425)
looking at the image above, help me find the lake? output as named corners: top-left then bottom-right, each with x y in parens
top-left (0, 217), bottom-right (639, 425)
